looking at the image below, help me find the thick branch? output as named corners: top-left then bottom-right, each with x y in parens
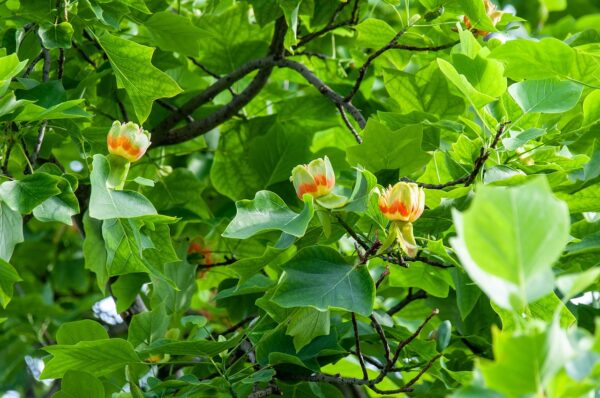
top-left (153, 18), bottom-right (287, 146)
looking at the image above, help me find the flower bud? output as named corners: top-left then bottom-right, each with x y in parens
top-left (463, 0), bottom-right (504, 36)
top-left (107, 121), bottom-right (151, 162)
top-left (376, 182), bottom-right (425, 223)
top-left (290, 156), bottom-right (335, 199)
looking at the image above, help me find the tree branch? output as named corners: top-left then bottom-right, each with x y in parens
top-left (418, 121), bottom-right (510, 189)
top-left (276, 59), bottom-right (366, 129)
top-left (352, 313), bottom-right (369, 380)
top-left (294, 0), bottom-right (360, 48)
top-left (153, 18), bottom-right (288, 146)
top-left (386, 289), bottom-right (427, 316)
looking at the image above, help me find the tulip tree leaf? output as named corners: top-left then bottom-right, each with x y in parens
top-left (89, 155), bottom-right (157, 220)
top-left (451, 177), bottom-right (570, 310)
top-left (222, 191), bottom-right (314, 239)
top-left (479, 322), bottom-right (571, 398)
top-left (286, 307), bottom-right (330, 352)
top-left (38, 22), bottom-right (74, 49)
top-left (508, 79), bottom-right (583, 114)
top-left (54, 370), bottom-right (105, 398)
top-left (95, 31), bottom-right (182, 123)
top-left (272, 246), bottom-right (375, 316)
top-left (490, 38), bottom-right (575, 81)
top-left (0, 258), bottom-right (21, 308)
top-left (0, 173), bottom-right (61, 214)
top-left (346, 120), bottom-right (431, 174)
top-left (0, 201), bottom-right (23, 262)
top-left (41, 339), bottom-right (140, 379)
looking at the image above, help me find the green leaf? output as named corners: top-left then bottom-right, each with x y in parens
top-left (0, 173), bottom-right (61, 214)
top-left (356, 18), bottom-right (397, 48)
top-left (479, 322), bottom-right (570, 398)
top-left (286, 307), bottom-right (330, 352)
top-left (89, 155), bottom-right (157, 220)
top-left (272, 246), bottom-right (375, 316)
top-left (41, 338), bottom-right (140, 379)
top-left (142, 11), bottom-right (203, 57)
top-left (0, 201), bottom-right (23, 261)
top-left (95, 31), bottom-right (182, 123)
top-left (558, 184), bottom-right (600, 213)
top-left (0, 53), bottom-right (27, 96)
top-left (389, 261), bottom-right (454, 298)
top-left (346, 120), bottom-right (431, 174)
top-left (56, 320), bottom-right (109, 345)
top-left (32, 175), bottom-right (80, 225)
top-left (383, 63), bottom-right (465, 118)
top-left (14, 99), bottom-right (91, 121)
top-left (102, 218), bottom-right (149, 275)
top-left (556, 268), bottom-right (600, 301)
top-left (437, 58), bottom-right (497, 109)
top-left (222, 191), bottom-right (314, 239)
top-left (54, 370), bottom-right (105, 398)
top-left (451, 177), bottom-right (570, 310)
top-left (128, 304), bottom-right (170, 349)
top-left (38, 22), bottom-right (73, 49)
top-left (490, 38), bottom-right (575, 81)
top-left (229, 246), bottom-right (295, 284)
top-left (508, 79), bottom-right (583, 114)
top-left (82, 212), bottom-right (108, 290)
top-left (0, 258), bottom-right (21, 308)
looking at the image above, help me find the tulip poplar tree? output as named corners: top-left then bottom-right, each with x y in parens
top-left (1, 0), bottom-right (600, 397)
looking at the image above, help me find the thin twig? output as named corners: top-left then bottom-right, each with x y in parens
top-left (30, 120), bottom-right (48, 167)
top-left (189, 57), bottom-right (236, 96)
top-left (276, 59), bottom-right (366, 128)
top-left (2, 137), bottom-right (14, 176)
top-left (156, 99), bottom-right (194, 123)
top-left (72, 41), bottom-right (96, 68)
top-left (337, 104), bottom-right (363, 144)
top-left (57, 48), bottom-right (65, 79)
top-left (294, 0), bottom-right (360, 48)
top-left (352, 313), bottom-right (369, 380)
top-left (386, 289), bottom-right (427, 316)
top-left (344, 24), bottom-right (410, 102)
top-left (247, 385), bottom-right (282, 398)
top-left (42, 48), bottom-right (51, 82)
top-left (391, 309), bottom-right (439, 365)
top-left (375, 265), bottom-right (390, 288)
top-left (418, 121), bottom-right (511, 189)
top-left (22, 52), bottom-right (44, 78)
top-left (369, 315), bottom-right (391, 365)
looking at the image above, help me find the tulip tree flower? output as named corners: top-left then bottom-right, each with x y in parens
top-left (375, 182), bottom-right (425, 257)
top-left (106, 121), bottom-right (151, 189)
top-left (290, 156), bottom-right (347, 209)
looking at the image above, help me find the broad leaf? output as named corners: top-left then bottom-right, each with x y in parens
top-left (508, 79), bottom-right (583, 114)
top-left (272, 246), bottom-right (375, 316)
top-left (41, 339), bottom-right (140, 379)
top-left (222, 191), bottom-right (314, 239)
top-left (96, 31), bottom-right (182, 123)
top-left (0, 201), bottom-right (23, 261)
top-left (451, 177), bottom-right (570, 310)
top-left (346, 120), bottom-right (431, 174)
top-left (54, 370), bottom-right (104, 398)
top-left (0, 173), bottom-right (61, 214)
top-left (0, 259), bottom-right (21, 308)
top-left (89, 155), bottom-right (157, 220)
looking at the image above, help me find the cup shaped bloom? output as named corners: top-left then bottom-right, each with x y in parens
top-left (376, 182), bottom-right (425, 223)
top-left (107, 121), bottom-right (151, 162)
top-left (290, 156), bottom-right (335, 199)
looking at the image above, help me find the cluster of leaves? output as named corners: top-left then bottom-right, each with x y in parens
top-left (0, 0), bottom-right (599, 397)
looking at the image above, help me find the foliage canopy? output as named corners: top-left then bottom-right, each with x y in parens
top-left (0, 0), bottom-right (599, 397)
